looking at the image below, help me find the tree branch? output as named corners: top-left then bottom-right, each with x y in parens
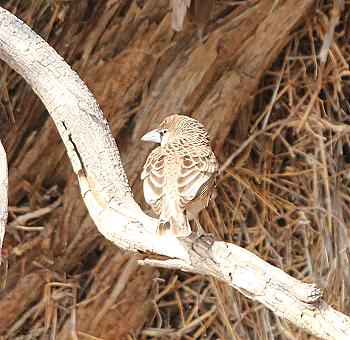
top-left (0, 140), bottom-right (7, 263)
top-left (0, 6), bottom-right (349, 339)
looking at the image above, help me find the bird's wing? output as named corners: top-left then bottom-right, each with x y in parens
top-left (141, 147), bottom-right (165, 215)
top-left (177, 147), bottom-right (218, 210)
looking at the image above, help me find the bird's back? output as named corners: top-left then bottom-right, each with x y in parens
top-left (142, 138), bottom-right (218, 237)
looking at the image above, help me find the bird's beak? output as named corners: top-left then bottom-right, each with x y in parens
top-left (141, 129), bottom-right (161, 143)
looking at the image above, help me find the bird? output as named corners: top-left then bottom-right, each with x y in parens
top-left (141, 114), bottom-right (219, 237)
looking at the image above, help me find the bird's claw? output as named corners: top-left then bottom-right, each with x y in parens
top-left (189, 230), bottom-right (213, 245)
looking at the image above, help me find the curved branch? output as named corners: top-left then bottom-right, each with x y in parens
top-left (0, 140), bottom-right (7, 263)
top-left (0, 7), bottom-right (349, 339)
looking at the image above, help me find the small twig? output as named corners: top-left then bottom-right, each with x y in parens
top-left (218, 1), bottom-right (248, 6)
top-left (5, 302), bottom-right (41, 336)
top-left (139, 258), bottom-right (196, 272)
top-left (319, 0), bottom-right (344, 64)
top-left (7, 198), bottom-right (61, 230)
top-left (155, 274), bottom-right (178, 301)
top-left (71, 284), bottom-right (78, 340)
top-left (90, 256), bottom-right (139, 330)
top-left (262, 46), bottom-right (290, 129)
top-left (297, 64), bottom-right (324, 132)
top-left (174, 305), bottom-right (217, 336)
top-left (218, 131), bottom-right (259, 175)
top-left (11, 225), bottom-right (46, 231)
top-left (76, 331), bottom-right (105, 340)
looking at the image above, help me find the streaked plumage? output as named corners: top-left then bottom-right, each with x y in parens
top-left (141, 114), bottom-right (218, 237)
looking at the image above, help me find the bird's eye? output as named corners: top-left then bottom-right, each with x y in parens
top-left (160, 129), bottom-right (168, 136)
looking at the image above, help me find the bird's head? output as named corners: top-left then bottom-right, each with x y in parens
top-left (141, 114), bottom-right (209, 147)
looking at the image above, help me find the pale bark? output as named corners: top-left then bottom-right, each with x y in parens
top-left (0, 140), bottom-right (7, 263)
top-left (0, 6), bottom-right (349, 340)
top-left (171, 0), bottom-right (190, 31)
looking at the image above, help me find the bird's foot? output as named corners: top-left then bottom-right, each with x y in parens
top-left (188, 229), bottom-right (213, 245)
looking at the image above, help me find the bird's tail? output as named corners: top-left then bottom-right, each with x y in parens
top-left (157, 213), bottom-right (191, 237)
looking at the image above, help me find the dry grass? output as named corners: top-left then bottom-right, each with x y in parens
top-left (1, 0), bottom-right (350, 339)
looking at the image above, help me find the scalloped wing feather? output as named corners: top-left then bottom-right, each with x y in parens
top-left (177, 148), bottom-right (218, 210)
top-left (141, 147), bottom-right (165, 215)
top-left (142, 143), bottom-right (218, 237)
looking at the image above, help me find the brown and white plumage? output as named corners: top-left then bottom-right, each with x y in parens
top-left (141, 115), bottom-right (218, 237)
